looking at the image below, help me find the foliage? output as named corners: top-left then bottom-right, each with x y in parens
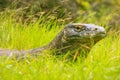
top-left (0, 0), bottom-right (120, 80)
top-left (1, 0), bottom-right (120, 31)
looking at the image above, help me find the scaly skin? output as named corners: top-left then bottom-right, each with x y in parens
top-left (0, 23), bottom-right (106, 57)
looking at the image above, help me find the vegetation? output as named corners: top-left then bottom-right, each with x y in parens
top-left (0, 0), bottom-right (120, 80)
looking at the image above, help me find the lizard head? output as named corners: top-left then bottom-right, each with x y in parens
top-left (48, 23), bottom-right (106, 55)
top-left (62, 23), bottom-right (106, 44)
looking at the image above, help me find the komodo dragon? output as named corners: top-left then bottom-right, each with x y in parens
top-left (0, 23), bottom-right (106, 59)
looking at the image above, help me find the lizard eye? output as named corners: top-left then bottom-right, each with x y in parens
top-left (74, 25), bottom-right (85, 32)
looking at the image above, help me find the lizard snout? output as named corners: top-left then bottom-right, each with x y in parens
top-left (94, 26), bottom-right (106, 37)
top-left (83, 24), bottom-right (106, 38)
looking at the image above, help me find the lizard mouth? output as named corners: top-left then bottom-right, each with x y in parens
top-left (67, 32), bottom-right (106, 43)
top-left (93, 32), bottom-right (106, 42)
top-left (95, 31), bottom-right (106, 38)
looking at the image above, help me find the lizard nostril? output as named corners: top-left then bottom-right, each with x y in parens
top-left (94, 28), bottom-right (98, 31)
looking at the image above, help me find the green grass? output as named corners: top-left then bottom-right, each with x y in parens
top-left (0, 11), bottom-right (120, 80)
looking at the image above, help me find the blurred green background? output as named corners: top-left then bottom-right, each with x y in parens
top-left (0, 1), bottom-right (120, 80)
top-left (0, 0), bottom-right (120, 31)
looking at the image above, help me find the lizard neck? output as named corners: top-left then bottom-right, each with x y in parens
top-left (48, 30), bottom-right (65, 50)
top-left (28, 30), bottom-right (65, 54)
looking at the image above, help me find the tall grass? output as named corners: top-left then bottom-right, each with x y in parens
top-left (0, 11), bottom-right (62, 50)
top-left (0, 10), bottom-right (120, 80)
